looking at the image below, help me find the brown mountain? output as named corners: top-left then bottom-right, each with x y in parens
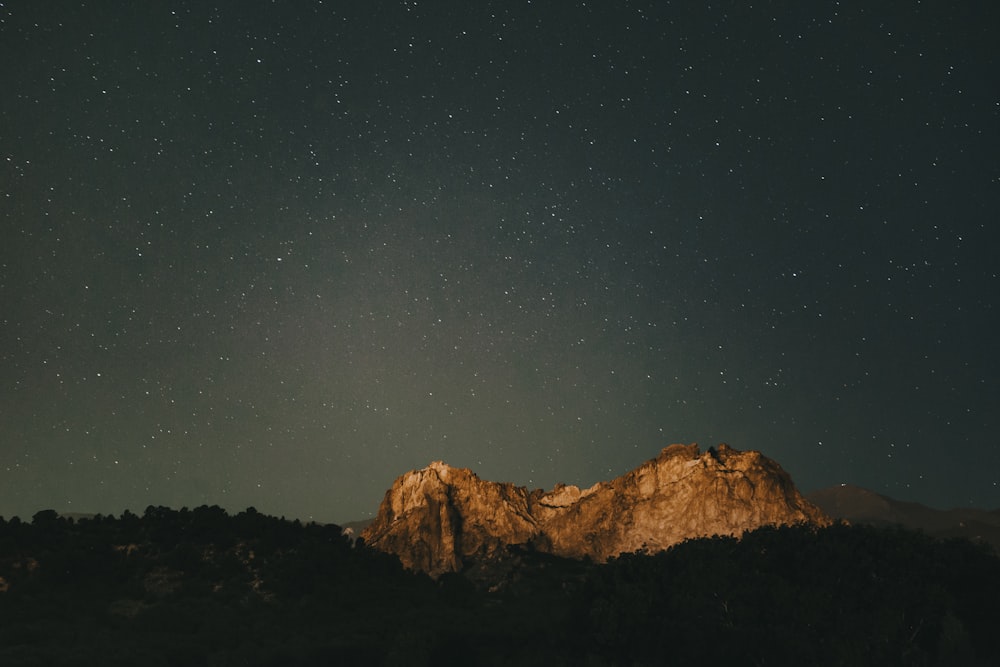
top-left (807, 484), bottom-right (1000, 553)
top-left (361, 443), bottom-right (830, 577)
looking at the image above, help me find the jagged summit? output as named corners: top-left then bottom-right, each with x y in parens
top-left (362, 444), bottom-right (830, 577)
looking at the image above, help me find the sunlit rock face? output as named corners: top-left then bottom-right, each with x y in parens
top-left (361, 444), bottom-right (830, 577)
top-left (539, 444), bottom-right (831, 561)
top-left (360, 461), bottom-right (538, 575)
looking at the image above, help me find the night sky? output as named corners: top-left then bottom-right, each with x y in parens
top-left (2, 2), bottom-right (998, 523)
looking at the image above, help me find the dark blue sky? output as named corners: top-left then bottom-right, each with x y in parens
top-left (2, 1), bottom-right (997, 522)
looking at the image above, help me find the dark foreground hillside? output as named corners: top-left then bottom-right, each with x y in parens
top-left (1, 507), bottom-right (997, 666)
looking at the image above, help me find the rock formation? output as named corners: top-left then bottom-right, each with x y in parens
top-left (361, 444), bottom-right (830, 577)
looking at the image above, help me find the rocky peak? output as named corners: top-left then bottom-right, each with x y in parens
top-left (362, 444), bottom-right (830, 577)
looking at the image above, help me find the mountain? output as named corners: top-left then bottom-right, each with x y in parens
top-left (361, 443), bottom-right (830, 577)
top-left (807, 484), bottom-right (1000, 552)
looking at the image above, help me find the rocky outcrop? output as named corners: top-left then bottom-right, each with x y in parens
top-left (362, 444), bottom-right (830, 577)
top-left (359, 461), bottom-right (538, 575)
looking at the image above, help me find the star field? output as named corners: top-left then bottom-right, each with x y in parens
top-left (2, 1), bottom-right (998, 522)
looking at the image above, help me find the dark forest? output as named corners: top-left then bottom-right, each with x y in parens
top-left (1, 507), bottom-right (997, 666)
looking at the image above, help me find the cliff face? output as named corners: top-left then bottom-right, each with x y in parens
top-left (360, 461), bottom-right (538, 575)
top-left (362, 444), bottom-right (830, 577)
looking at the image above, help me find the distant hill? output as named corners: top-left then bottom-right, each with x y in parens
top-left (807, 484), bottom-right (1000, 552)
top-left (338, 518), bottom-right (372, 542)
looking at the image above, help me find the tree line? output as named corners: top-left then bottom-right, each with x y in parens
top-left (1, 507), bottom-right (997, 666)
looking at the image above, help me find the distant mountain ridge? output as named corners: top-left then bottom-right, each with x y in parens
top-left (362, 444), bottom-right (830, 576)
top-left (807, 484), bottom-right (1000, 552)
